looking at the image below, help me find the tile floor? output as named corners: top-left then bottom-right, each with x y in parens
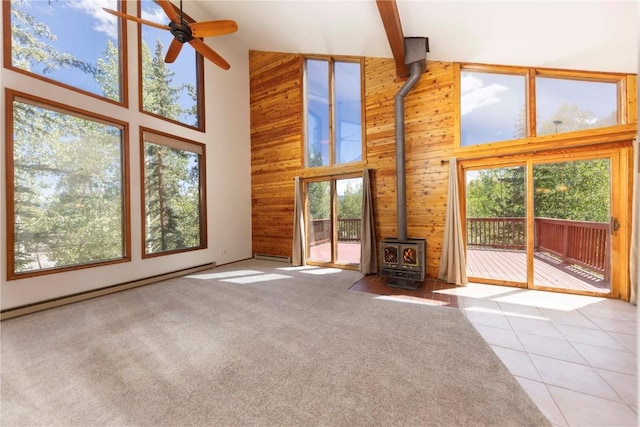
top-left (350, 276), bottom-right (638, 426)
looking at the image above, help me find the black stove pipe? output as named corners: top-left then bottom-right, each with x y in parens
top-left (395, 60), bottom-right (425, 241)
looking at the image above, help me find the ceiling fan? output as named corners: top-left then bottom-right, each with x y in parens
top-left (103, 0), bottom-right (238, 70)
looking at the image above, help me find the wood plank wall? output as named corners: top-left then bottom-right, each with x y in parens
top-left (250, 52), bottom-right (303, 257)
top-left (250, 50), bottom-right (637, 279)
top-left (250, 51), bottom-right (455, 275)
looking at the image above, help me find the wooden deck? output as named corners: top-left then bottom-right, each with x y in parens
top-left (467, 249), bottom-right (610, 293)
top-left (309, 244), bottom-right (609, 294)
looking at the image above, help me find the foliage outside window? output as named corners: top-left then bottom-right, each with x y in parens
top-left (5, 0), bottom-right (125, 103)
top-left (305, 57), bottom-right (363, 167)
top-left (7, 92), bottom-right (128, 279)
top-left (466, 159), bottom-right (610, 223)
top-left (139, 0), bottom-right (203, 130)
top-left (142, 130), bottom-right (206, 256)
top-left (460, 67), bottom-right (623, 146)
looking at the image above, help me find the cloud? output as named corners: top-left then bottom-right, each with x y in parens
top-left (68, 0), bottom-right (119, 40)
top-left (461, 74), bottom-right (508, 116)
top-left (141, 7), bottom-right (168, 24)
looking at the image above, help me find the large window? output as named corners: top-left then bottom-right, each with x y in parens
top-left (535, 76), bottom-right (617, 135)
top-left (460, 70), bottom-right (526, 146)
top-left (142, 129), bottom-right (206, 256)
top-left (460, 67), bottom-right (624, 146)
top-left (304, 57), bottom-right (363, 167)
top-left (139, 0), bottom-right (204, 130)
top-left (6, 91), bottom-right (129, 279)
top-left (4, 0), bottom-right (126, 103)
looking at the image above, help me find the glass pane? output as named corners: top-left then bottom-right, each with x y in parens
top-left (465, 166), bottom-right (527, 283)
top-left (11, 99), bottom-right (125, 274)
top-left (140, 0), bottom-right (201, 128)
top-left (334, 62), bottom-right (362, 164)
top-left (307, 181), bottom-right (331, 262)
top-left (9, 0), bottom-right (123, 102)
top-left (536, 77), bottom-right (618, 135)
top-left (533, 159), bottom-right (611, 293)
top-left (336, 178), bottom-right (362, 265)
top-left (461, 71), bottom-right (526, 146)
top-left (144, 141), bottom-right (203, 255)
top-left (305, 59), bottom-right (330, 167)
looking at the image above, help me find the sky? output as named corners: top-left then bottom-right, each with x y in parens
top-left (14, 0), bottom-right (196, 120)
top-left (461, 70), bottom-right (618, 146)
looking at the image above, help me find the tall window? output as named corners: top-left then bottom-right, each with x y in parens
top-left (142, 129), bottom-right (206, 256)
top-left (4, 0), bottom-right (126, 103)
top-left (139, 0), bottom-right (203, 130)
top-left (305, 57), bottom-right (363, 167)
top-left (7, 91), bottom-right (129, 279)
top-left (460, 66), bottom-right (623, 146)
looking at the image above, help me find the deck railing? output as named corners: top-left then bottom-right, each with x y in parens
top-left (467, 217), bottom-right (610, 280)
top-left (310, 218), bottom-right (361, 245)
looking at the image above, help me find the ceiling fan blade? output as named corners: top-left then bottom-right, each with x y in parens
top-left (103, 8), bottom-right (169, 31)
top-left (157, 0), bottom-right (180, 23)
top-left (165, 38), bottom-right (183, 63)
top-left (189, 20), bottom-right (238, 38)
top-left (189, 38), bottom-right (230, 70)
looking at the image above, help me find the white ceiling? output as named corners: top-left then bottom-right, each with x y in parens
top-left (185, 0), bottom-right (639, 74)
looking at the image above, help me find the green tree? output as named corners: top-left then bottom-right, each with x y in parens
top-left (144, 144), bottom-right (200, 253)
top-left (141, 40), bottom-right (186, 121)
top-left (9, 0), bottom-right (97, 76)
top-left (466, 167), bottom-right (525, 218)
top-left (338, 182), bottom-right (362, 219)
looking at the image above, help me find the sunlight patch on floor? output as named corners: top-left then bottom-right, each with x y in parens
top-left (221, 273), bottom-right (292, 284)
top-left (186, 270), bottom-right (264, 280)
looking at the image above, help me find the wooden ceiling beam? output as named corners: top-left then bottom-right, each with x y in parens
top-left (376, 0), bottom-right (408, 79)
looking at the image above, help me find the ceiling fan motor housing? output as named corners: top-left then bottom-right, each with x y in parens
top-left (169, 21), bottom-right (192, 43)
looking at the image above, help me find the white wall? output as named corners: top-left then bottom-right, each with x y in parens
top-left (0, 2), bottom-right (252, 310)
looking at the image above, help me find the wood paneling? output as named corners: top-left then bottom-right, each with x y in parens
top-left (250, 50), bottom-right (637, 280)
top-left (250, 51), bottom-right (302, 257)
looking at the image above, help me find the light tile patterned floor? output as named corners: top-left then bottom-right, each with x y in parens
top-left (439, 284), bottom-right (638, 426)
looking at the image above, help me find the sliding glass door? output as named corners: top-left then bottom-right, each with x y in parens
top-left (305, 176), bottom-right (362, 267)
top-left (532, 158), bottom-right (612, 294)
top-left (463, 151), bottom-right (621, 297)
top-left (465, 166), bottom-right (527, 285)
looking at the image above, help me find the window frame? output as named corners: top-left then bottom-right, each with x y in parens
top-left (137, 0), bottom-right (205, 132)
top-left (140, 127), bottom-right (208, 259)
top-left (2, 0), bottom-right (129, 107)
top-left (5, 89), bottom-right (131, 280)
top-left (303, 55), bottom-right (366, 170)
top-left (457, 63), bottom-right (629, 148)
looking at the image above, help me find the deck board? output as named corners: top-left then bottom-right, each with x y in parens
top-left (467, 249), bottom-right (609, 293)
top-left (310, 244), bottom-right (609, 294)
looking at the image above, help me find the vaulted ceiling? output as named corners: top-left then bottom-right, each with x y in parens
top-left (185, 0), bottom-right (638, 74)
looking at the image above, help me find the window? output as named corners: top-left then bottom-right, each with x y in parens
top-left (460, 70), bottom-right (526, 146)
top-left (460, 66), bottom-right (624, 146)
top-left (141, 129), bottom-right (206, 256)
top-left (4, 0), bottom-right (126, 103)
top-left (139, 0), bottom-right (204, 130)
top-left (6, 91), bottom-right (129, 279)
top-left (304, 57), bottom-right (363, 167)
top-left (535, 76), bottom-right (618, 135)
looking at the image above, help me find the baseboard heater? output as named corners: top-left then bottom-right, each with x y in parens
top-left (1, 263), bottom-right (216, 321)
top-left (254, 253), bottom-right (291, 263)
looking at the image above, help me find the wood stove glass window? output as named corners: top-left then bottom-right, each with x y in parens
top-left (304, 57), bottom-right (363, 168)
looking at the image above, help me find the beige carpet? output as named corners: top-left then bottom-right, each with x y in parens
top-left (1, 259), bottom-right (550, 426)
